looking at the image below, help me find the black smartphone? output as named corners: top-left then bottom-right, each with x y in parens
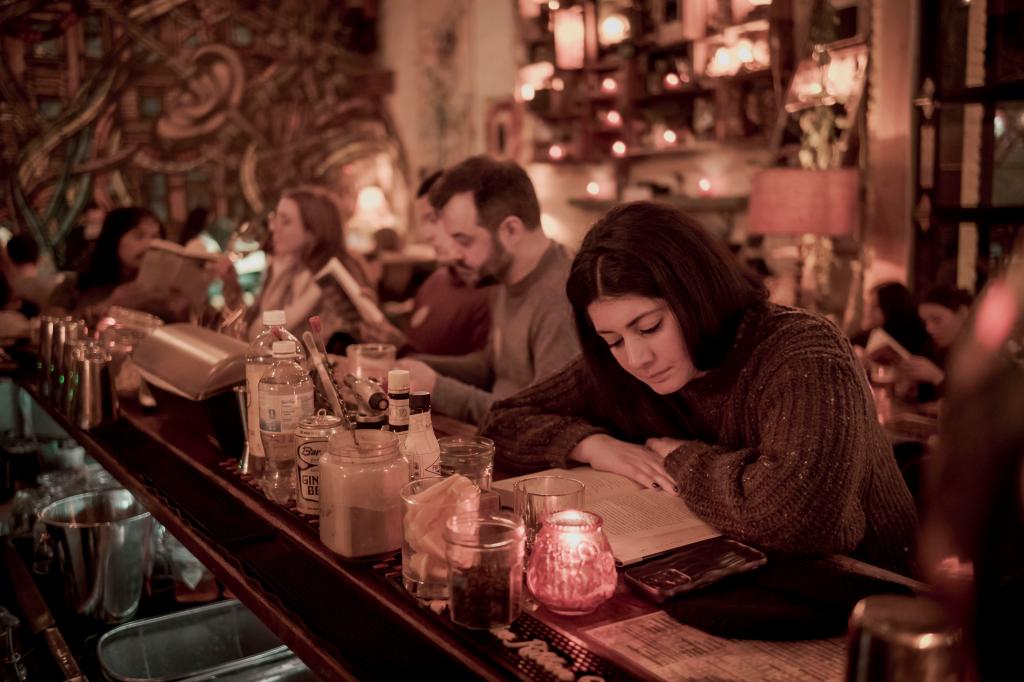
top-left (623, 537), bottom-right (767, 603)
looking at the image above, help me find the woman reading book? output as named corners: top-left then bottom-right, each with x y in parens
top-left (481, 202), bottom-right (917, 574)
top-left (49, 207), bottom-right (190, 323)
top-left (217, 186), bottom-right (374, 342)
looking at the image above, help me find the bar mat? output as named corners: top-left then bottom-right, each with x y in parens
top-left (663, 555), bottom-right (915, 640)
top-left (368, 556), bottom-right (640, 681)
top-left (87, 421), bottom-right (277, 544)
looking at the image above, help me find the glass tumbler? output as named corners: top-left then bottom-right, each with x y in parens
top-left (513, 475), bottom-right (585, 556)
top-left (348, 343), bottom-right (397, 388)
top-left (444, 511), bottom-right (525, 630)
top-left (438, 436), bottom-right (495, 491)
top-left (400, 476), bottom-right (480, 600)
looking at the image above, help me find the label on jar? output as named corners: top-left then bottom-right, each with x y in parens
top-left (295, 437), bottom-right (328, 515)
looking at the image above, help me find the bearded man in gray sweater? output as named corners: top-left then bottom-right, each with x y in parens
top-left (396, 155), bottom-right (579, 425)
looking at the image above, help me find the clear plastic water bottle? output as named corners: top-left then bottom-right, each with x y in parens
top-left (245, 310), bottom-right (305, 481)
top-left (258, 340), bottom-right (315, 504)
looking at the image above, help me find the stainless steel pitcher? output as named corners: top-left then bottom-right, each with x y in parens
top-left (46, 316), bottom-right (76, 402)
top-left (39, 489), bottom-right (153, 623)
top-left (36, 315), bottom-right (58, 399)
top-left (68, 344), bottom-right (119, 429)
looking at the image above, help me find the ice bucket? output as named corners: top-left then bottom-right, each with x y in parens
top-left (39, 489), bottom-right (153, 623)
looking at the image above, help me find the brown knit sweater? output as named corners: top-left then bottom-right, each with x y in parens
top-left (481, 303), bottom-right (918, 575)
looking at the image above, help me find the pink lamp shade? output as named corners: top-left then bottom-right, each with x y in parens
top-left (747, 168), bottom-right (860, 237)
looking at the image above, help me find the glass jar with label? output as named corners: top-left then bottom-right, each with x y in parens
top-left (319, 430), bottom-right (407, 559)
top-left (294, 411), bottom-right (343, 516)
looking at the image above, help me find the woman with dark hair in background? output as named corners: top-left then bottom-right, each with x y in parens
top-left (899, 286), bottom-right (974, 388)
top-left (482, 201), bottom-right (917, 574)
top-left (852, 281), bottom-right (934, 357)
top-left (48, 206), bottom-right (188, 322)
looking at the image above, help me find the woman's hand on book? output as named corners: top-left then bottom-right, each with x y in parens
top-left (570, 434), bottom-right (677, 494)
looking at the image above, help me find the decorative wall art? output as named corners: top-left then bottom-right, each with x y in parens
top-left (0, 0), bottom-right (409, 261)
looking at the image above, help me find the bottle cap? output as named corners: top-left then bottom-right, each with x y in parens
top-left (388, 369), bottom-right (410, 393)
top-left (271, 340), bottom-right (297, 358)
top-left (410, 391), bottom-right (430, 412)
top-left (263, 310), bottom-right (286, 326)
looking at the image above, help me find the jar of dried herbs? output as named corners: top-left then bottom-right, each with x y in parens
top-left (443, 511), bottom-right (525, 629)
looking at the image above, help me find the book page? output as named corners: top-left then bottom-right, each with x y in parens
top-left (592, 491), bottom-right (720, 564)
top-left (586, 611), bottom-right (844, 682)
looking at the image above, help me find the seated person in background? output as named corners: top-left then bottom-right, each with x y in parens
top-left (60, 200), bottom-right (105, 271)
top-left (395, 155), bottom-right (579, 425)
top-left (216, 186), bottom-right (374, 342)
top-left (48, 207), bottom-right (190, 323)
top-left (851, 281), bottom-right (934, 357)
top-left (359, 170), bottom-right (490, 356)
top-left (481, 202), bottom-right (917, 575)
top-left (898, 286), bottom-right (974, 389)
top-left (5, 233), bottom-right (56, 317)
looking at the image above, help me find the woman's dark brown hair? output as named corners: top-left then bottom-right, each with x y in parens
top-left (566, 201), bottom-right (766, 437)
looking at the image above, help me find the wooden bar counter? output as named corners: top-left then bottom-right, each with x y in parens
top-left (12, 372), bottom-right (923, 681)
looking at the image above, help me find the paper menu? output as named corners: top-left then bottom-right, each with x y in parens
top-left (585, 611), bottom-right (845, 681)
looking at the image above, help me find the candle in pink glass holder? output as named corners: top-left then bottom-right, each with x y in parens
top-left (526, 510), bottom-right (617, 615)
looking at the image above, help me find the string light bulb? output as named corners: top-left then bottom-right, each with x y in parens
top-left (520, 83), bottom-right (536, 101)
top-left (605, 110), bottom-right (622, 126)
top-left (548, 144), bottom-right (566, 161)
top-left (586, 181), bottom-right (600, 196)
top-left (611, 140), bottom-right (627, 157)
top-left (600, 77), bottom-right (618, 93)
top-left (663, 129), bottom-right (678, 144)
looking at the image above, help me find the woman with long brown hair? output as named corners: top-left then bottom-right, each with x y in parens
top-left (482, 201), bottom-right (917, 574)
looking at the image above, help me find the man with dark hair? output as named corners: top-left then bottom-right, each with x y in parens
top-left (359, 169), bottom-right (491, 355)
top-left (396, 155), bottom-right (579, 424)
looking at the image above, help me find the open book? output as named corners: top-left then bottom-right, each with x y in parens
top-left (864, 327), bottom-right (912, 365)
top-left (494, 467), bottom-right (720, 566)
top-left (313, 257), bottom-right (386, 326)
top-left (135, 239), bottom-right (219, 308)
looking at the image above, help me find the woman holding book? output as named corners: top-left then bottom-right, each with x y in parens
top-left (49, 206), bottom-right (189, 322)
top-left (481, 202), bottom-right (917, 574)
top-left (218, 186), bottom-right (373, 341)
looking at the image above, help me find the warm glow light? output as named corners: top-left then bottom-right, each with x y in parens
top-left (698, 177), bottom-right (712, 194)
top-left (551, 76), bottom-right (565, 91)
top-left (663, 129), bottom-right (678, 144)
top-left (600, 77), bottom-right (618, 93)
top-left (611, 140), bottom-right (627, 157)
top-left (553, 7), bottom-right (585, 70)
top-left (663, 72), bottom-right (681, 89)
top-left (586, 181), bottom-right (600, 196)
top-left (737, 39), bottom-right (754, 64)
top-left (714, 47), bottom-right (735, 72)
top-left (526, 511), bottom-right (617, 616)
top-left (548, 0), bottom-right (560, 9)
top-left (520, 83), bottom-right (536, 101)
top-left (605, 110), bottom-right (622, 126)
top-left (548, 144), bottom-right (565, 160)
top-left (598, 13), bottom-right (630, 46)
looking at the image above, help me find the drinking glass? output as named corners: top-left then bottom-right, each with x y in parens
top-left (438, 436), bottom-right (495, 491)
top-left (400, 476), bottom-right (479, 600)
top-left (513, 476), bottom-right (585, 555)
top-left (348, 344), bottom-right (396, 388)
